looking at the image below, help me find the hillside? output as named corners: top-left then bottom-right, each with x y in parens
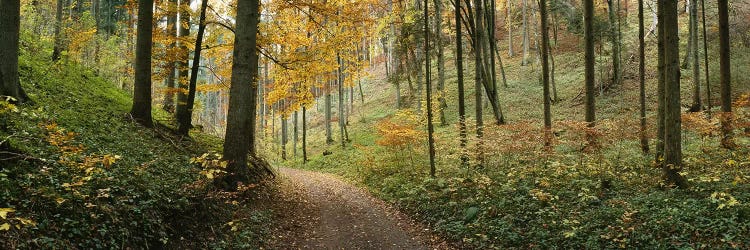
top-left (0, 50), bottom-right (272, 248)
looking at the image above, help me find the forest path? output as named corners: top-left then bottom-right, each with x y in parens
top-left (266, 167), bottom-right (451, 249)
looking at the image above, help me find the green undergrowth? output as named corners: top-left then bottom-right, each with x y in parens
top-left (0, 46), bottom-right (271, 248)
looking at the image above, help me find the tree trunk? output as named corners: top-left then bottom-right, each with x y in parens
top-left (177, 0), bottom-right (208, 135)
top-left (130, 0), bottom-right (154, 127)
top-left (688, 0), bottom-right (701, 112)
top-left (662, 0), bottom-right (687, 188)
top-left (681, 0), bottom-right (694, 69)
top-left (548, 38), bottom-right (558, 102)
top-left (521, 0), bottom-right (530, 65)
top-left (175, 0), bottom-right (190, 128)
top-left (507, 0), bottom-right (514, 57)
top-left (337, 54), bottom-right (347, 148)
top-left (0, 0), bottom-right (29, 104)
top-left (281, 114), bottom-right (288, 160)
top-left (474, 0), bottom-right (485, 166)
top-left (302, 106), bottom-right (308, 163)
top-left (221, 0), bottom-right (271, 190)
top-left (325, 80), bottom-right (333, 144)
top-left (424, 0), bottom-right (436, 177)
top-left (52, 0), bottom-right (64, 61)
top-left (607, 0), bottom-right (622, 86)
top-left (584, 0), bottom-right (596, 140)
top-left (540, 0), bottom-right (552, 147)
top-left (434, 0), bottom-right (447, 126)
top-left (455, 0), bottom-right (469, 168)
top-left (700, 0), bottom-right (711, 117)
top-left (162, 0), bottom-right (177, 113)
top-left (638, 0), bottom-right (649, 153)
top-left (656, 0), bottom-right (665, 163)
top-left (718, 0), bottom-right (733, 148)
top-left (293, 110), bottom-right (298, 157)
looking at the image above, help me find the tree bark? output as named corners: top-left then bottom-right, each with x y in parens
top-left (177, 0), bottom-right (209, 136)
top-left (540, 0), bottom-right (552, 147)
top-left (656, 0), bottom-right (665, 163)
top-left (507, 0), bottom-right (514, 57)
top-left (325, 79), bottom-right (333, 144)
top-left (281, 114), bottom-right (288, 160)
top-left (162, 0), bottom-right (178, 113)
top-left (521, 0), bottom-right (530, 65)
top-left (433, 0), bottom-right (447, 126)
top-left (718, 0), bottom-right (733, 148)
top-left (337, 54), bottom-right (347, 148)
top-left (0, 0), bottom-right (29, 104)
top-left (607, 0), bottom-right (622, 86)
top-left (52, 0), bottom-right (64, 61)
top-left (425, 0), bottom-right (436, 177)
top-left (175, 0), bottom-right (191, 128)
top-left (474, 0), bottom-right (485, 166)
top-left (688, 0), bottom-right (701, 112)
top-left (638, 0), bottom-right (649, 153)
top-left (584, 0), bottom-right (596, 144)
top-left (662, 0), bottom-right (687, 188)
top-left (700, 0), bottom-right (711, 117)
top-left (130, 0), bottom-right (154, 127)
top-left (302, 106), bottom-right (308, 163)
top-left (221, 0), bottom-right (271, 190)
top-left (455, 0), bottom-right (469, 168)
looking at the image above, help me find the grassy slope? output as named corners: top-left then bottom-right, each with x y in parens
top-left (282, 12), bottom-right (750, 249)
top-left (0, 48), bottom-right (271, 248)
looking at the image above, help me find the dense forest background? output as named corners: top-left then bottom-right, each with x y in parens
top-left (1, 0), bottom-right (750, 248)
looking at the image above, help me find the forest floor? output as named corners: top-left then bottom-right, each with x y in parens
top-left (265, 167), bottom-right (454, 249)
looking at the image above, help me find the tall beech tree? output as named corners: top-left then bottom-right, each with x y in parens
top-left (424, 0), bottom-right (436, 177)
top-left (177, 0), bottom-right (209, 136)
top-left (718, 0), bottom-right (732, 148)
top-left (221, 0), bottom-right (271, 189)
top-left (661, 0), bottom-right (687, 188)
top-left (584, 0), bottom-right (596, 142)
top-left (0, 0), bottom-right (29, 104)
top-left (540, 0), bottom-right (551, 146)
top-left (638, 0), bottom-right (649, 153)
top-left (455, 0), bottom-right (469, 168)
top-left (130, 0), bottom-right (154, 127)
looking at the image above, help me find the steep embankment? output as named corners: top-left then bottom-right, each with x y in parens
top-left (0, 51), bottom-right (270, 248)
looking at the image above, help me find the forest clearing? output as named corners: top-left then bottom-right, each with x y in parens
top-left (1, 0), bottom-right (750, 248)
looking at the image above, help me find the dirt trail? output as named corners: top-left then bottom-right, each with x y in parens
top-left (267, 167), bottom-right (451, 249)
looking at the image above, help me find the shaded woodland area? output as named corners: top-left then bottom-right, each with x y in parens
top-left (1, 0), bottom-right (750, 248)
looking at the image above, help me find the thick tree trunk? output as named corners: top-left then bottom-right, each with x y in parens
top-left (718, 0), bottom-right (733, 148)
top-left (662, 0), bottom-right (687, 188)
top-left (130, 0), bottom-right (154, 127)
top-left (455, 0), bottom-right (469, 168)
top-left (0, 0), bottom-right (29, 104)
top-left (638, 0), bottom-right (649, 153)
top-left (221, 0), bottom-right (271, 190)
top-left (177, 0), bottom-right (209, 136)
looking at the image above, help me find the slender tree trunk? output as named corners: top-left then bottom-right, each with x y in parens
top-left (302, 106), bottom-right (308, 163)
top-left (281, 114), bottom-right (288, 160)
top-left (424, 0), bottom-right (436, 177)
top-left (584, 0), bottom-right (596, 143)
top-left (656, 0), bottom-right (665, 163)
top-left (638, 0), bottom-right (649, 153)
top-left (222, 0), bottom-right (266, 187)
top-left (507, 0), bottom-right (514, 57)
top-left (293, 110), bottom-right (298, 157)
top-left (662, 0), bottom-right (687, 188)
top-left (681, 0), bottom-right (694, 69)
top-left (162, 0), bottom-right (177, 113)
top-left (337, 54), bottom-right (347, 148)
top-left (130, 0), bottom-right (154, 127)
top-left (52, 0), bottom-right (64, 61)
top-left (175, 0), bottom-right (190, 127)
top-left (325, 80), bottom-right (333, 144)
top-left (455, 0), bottom-right (469, 168)
top-left (688, 0), bottom-right (701, 112)
top-left (474, 0), bottom-right (485, 166)
top-left (700, 0), bottom-right (711, 117)
top-left (607, 0), bottom-right (622, 86)
top-left (177, 0), bottom-right (209, 135)
top-left (540, 0), bottom-right (552, 147)
top-left (434, 0), bottom-right (447, 126)
top-left (521, 0), bottom-right (530, 65)
top-left (718, 0), bottom-right (733, 148)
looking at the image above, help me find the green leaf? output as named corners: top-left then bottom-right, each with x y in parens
top-left (463, 207), bottom-right (480, 222)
